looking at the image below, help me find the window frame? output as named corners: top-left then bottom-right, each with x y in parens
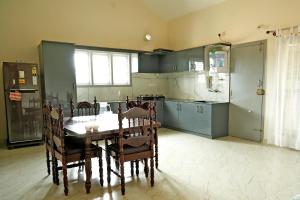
top-left (74, 49), bottom-right (136, 87)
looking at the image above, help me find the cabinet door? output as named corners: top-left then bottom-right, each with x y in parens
top-left (39, 41), bottom-right (76, 117)
top-left (176, 51), bottom-right (189, 72)
top-left (160, 52), bottom-right (176, 73)
top-left (155, 100), bottom-right (164, 125)
top-left (164, 101), bottom-right (178, 128)
top-left (138, 54), bottom-right (160, 73)
top-left (108, 102), bottom-right (127, 113)
top-left (178, 102), bottom-right (195, 130)
top-left (188, 47), bottom-right (204, 61)
top-left (193, 103), bottom-right (211, 135)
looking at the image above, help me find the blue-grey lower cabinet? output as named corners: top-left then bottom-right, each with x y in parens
top-left (164, 100), bottom-right (179, 127)
top-left (164, 100), bottom-right (229, 139)
top-left (108, 102), bottom-right (127, 113)
top-left (155, 99), bottom-right (164, 126)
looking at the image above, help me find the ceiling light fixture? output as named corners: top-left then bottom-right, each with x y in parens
top-left (144, 34), bottom-right (152, 41)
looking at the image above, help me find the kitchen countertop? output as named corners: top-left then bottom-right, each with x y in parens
top-left (102, 99), bottom-right (228, 104)
top-left (165, 98), bottom-right (229, 104)
top-left (99, 100), bottom-right (126, 103)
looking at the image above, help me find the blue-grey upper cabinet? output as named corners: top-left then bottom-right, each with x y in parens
top-left (39, 41), bottom-right (77, 117)
top-left (138, 53), bottom-right (160, 73)
top-left (159, 52), bottom-right (177, 73)
top-left (159, 47), bottom-right (204, 73)
top-left (175, 50), bottom-right (189, 72)
top-left (186, 47), bottom-right (204, 67)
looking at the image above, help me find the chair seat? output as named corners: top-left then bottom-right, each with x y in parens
top-left (108, 143), bottom-right (150, 155)
top-left (56, 136), bottom-right (99, 155)
top-left (65, 135), bottom-right (85, 147)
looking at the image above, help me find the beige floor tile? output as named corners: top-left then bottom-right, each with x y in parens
top-left (0, 128), bottom-right (299, 200)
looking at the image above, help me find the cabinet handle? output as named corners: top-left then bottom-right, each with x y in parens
top-left (179, 104), bottom-right (181, 111)
top-left (197, 106), bottom-right (203, 113)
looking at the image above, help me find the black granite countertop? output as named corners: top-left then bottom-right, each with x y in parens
top-left (165, 98), bottom-right (229, 104)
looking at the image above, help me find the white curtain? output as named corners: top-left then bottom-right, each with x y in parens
top-left (264, 27), bottom-right (300, 150)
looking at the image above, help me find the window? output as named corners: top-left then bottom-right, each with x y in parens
top-left (74, 50), bottom-right (91, 85)
top-left (74, 50), bottom-right (138, 86)
top-left (112, 53), bottom-right (130, 85)
top-left (131, 53), bottom-right (139, 73)
top-left (92, 52), bottom-right (111, 85)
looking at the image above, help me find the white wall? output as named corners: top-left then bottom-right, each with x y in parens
top-left (168, 0), bottom-right (300, 50)
top-left (0, 0), bottom-right (169, 142)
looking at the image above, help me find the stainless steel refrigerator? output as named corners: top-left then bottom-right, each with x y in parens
top-left (3, 62), bottom-right (43, 148)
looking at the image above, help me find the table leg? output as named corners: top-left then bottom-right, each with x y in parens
top-left (154, 127), bottom-right (158, 169)
top-left (85, 136), bottom-right (92, 193)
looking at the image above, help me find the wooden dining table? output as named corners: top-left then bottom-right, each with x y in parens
top-left (63, 112), bottom-right (161, 193)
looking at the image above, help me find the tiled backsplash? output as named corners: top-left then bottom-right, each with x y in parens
top-left (77, 72), bottom-right (229, 102)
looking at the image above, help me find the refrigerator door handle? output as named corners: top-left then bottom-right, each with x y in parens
top-left (9, 89), bottom-right (38, 93)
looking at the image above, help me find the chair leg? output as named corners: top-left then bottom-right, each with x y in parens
top-left (46, 149), bottom-right (50, 175)
top-left (62, 161), bottom-right (68, 195)
top-left (120, 158), bottom-right (125, 195)
top-left (98, 149), bottom-right (103, 186)
top-left (115, 158), bottom-right (120, 170)
top-left (106, 145), bottom-right (111, 185)
top-left (54, 158), bottom-right (59, 185)
top-left (130, 161), bottom-right (134, 177)
top-left (155, 128), bottom-right (159, 169)
top-left (79, 160), bottom-right (84, 171)
top-left (51, 156), bottom-right (56, 184)
top-left (150, 156), bottom-right (154, 187)
top-left (135, 160), bottom-right (139, 176)
top-left (144, 158), bottom-right (149, 178)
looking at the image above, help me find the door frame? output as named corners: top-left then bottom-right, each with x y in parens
top-left (229, 40), bottom-right (267, 142)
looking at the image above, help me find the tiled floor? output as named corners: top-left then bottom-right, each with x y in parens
top-left (0, 128), bottom-right (300, 200)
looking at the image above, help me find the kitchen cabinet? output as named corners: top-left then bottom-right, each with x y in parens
top-left (175, 50), bottom-right (189, 72)
top-left (159, 47), bottom-right (204, 73)
top-left (159, 52), bottom-right (177, 73)
top-left (138, 53), bottom-right (160, 73)
top-left (39, 41), bottom-right (77, 117)
top-left (155, 99), bottom-right (164, 125)
top-left (107, 102), bottom-right (127, 113)
top-left (164, 100), bottom-right (228, 138)
top-left (164, 100), bottom-right (179, 127)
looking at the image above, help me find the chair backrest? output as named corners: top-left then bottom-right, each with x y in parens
top-left (42, 103), bottom-right (52, 142)
top-left (70, 96), bottom-right (98, 117)
top-left (50, 105), bottom-right (65, 153)
top-left (117, 103), bottom-right (154, 153)
top-left (126, 96), bottom-right (138, 110)
top-left (126, 96), bottom-right (156, 120)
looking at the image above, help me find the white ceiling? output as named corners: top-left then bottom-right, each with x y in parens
top-left (143, 0), bottom-right (226, 21)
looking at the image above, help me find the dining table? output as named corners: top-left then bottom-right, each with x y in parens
top-left (63, 112), bottom-right (161, 193)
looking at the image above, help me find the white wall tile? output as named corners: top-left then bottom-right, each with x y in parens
top-left (77, 72), bottom-right (229, 102)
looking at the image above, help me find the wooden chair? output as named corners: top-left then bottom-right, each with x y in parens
top-left (126, 96), bottom-right (159, 170)
top-left (70, 96), bottom-right (100, 149)
top-left (49, 105), bottom-right (103, 195)
top-left (106, 103), bottom-right (155, 195)
top-left (126, 96), bottom-right (138, 110)
top-left (42, 103), bottom-right (52, 177)
top-left (70, 96), bottom-right (98, 117)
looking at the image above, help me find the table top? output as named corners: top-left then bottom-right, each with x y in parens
top-left (64, 113), bottom-right (160, 140)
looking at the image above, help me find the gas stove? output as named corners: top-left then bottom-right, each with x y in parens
top-left (137, 95), bottom-right (165, 100)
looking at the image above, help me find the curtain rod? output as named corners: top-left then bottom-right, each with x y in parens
top-left (266, 25), bottom-right (300, 37)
